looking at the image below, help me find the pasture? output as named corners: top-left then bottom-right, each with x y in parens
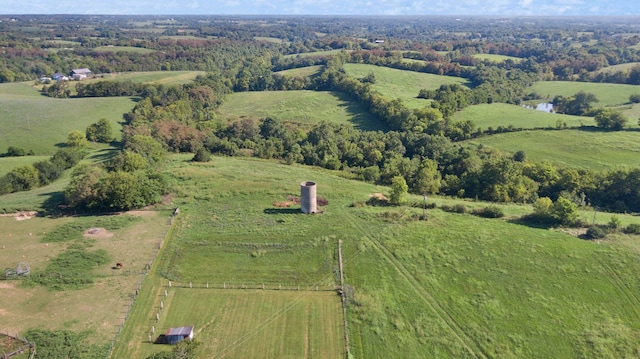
top-left (218, 90), bottom-right (387, 131)
top-left (0, 156), bottom-right (49, 178)
top-left (283, 49), bottom-right (351, 59)
top-left (107, 154), bottom-right (640, 358)
top-left (593, 62), bottom-right (640, 75)
top-left (0, 211), bottom-right (172, 346)
top-left (466, 129), bottom-right (640, 171)
top-left (453, 103), bottom-right (595, 129)
top-left (472, 53), bottom-right (522, 63)
top-left (93, 46), bottom-right (156, 54)
top-left (94, 71), bottom-right (206, 85)
top-left (343, 63), bottom-right (470, 109)
top-left (528, 81), bottom-right (640, 107)
top-left (119, 288), bottom-right (343, 359)
top-left (274, 65), bottom-right (323, 78)
top-left (0, 83), bottom-right (134, 155)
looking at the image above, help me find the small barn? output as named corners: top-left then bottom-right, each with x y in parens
top-left (165, 326), bottom-right (194, 344)
top-left (71, 68), bottom-right (92, 80)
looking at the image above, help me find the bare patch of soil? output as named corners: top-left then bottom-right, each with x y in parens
top-left (0, 211), bottom-right (38, 221)
top-left (0, 282), bottom-right (15, 289)
top-left (83, 228), bottom-right (114, 239)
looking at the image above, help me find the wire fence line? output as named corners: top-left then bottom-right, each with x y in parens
top-left (104, 208), bottom-right (179, 359)
top-left (163, 280), bottom-right (340, 292)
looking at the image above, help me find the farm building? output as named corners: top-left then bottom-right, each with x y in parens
top-left (71, 68), bottom-right (92, 80)
top-left (165, 326), bottom-right (194, 344)
top-left (52, 73), bottom-right (68, 81)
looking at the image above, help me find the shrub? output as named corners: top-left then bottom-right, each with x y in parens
top-left (192, 147), bottom-right (212, 162)
top-left (6, 146), bottom-right (26, 156)
top-left (586, 226), bottom-right (607, 240)
top-left (441, 203), bottom-right (467, 213)
top-left (624, 223), bottom-right (640, 234)
top-left (472, 205), bottom-right (505, 218)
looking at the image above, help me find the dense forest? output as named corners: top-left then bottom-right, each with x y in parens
top-left (2, 15), bottom-right (640, 216)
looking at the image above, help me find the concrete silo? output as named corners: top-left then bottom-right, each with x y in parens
top-left (300, 181), bottom-right (317, 214)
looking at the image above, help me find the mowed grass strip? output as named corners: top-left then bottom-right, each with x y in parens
top-left (453, 103), bottom-right (594, 129)
top-left (465, 129), bottom-right (640, 171)
top-left (528, 81), bottom-right (640, 107)
top-left (274, 65), bottom-right (323, 78)
top-left (218, 90), bottom-right (386, 131)
top-left (132, 289), bottom-right (344, 359)
top-left (343, 63), bottom-right (470, 109)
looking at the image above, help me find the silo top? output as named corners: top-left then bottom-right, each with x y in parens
top-left (302, 181), bottom-right (316, 187)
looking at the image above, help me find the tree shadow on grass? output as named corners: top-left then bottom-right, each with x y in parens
top-left (40, 191), bottom-right (66, 215)
top-left (331, 91), bottom-right (389, 132)
top-left (263, 208), bottom-right (301, 214)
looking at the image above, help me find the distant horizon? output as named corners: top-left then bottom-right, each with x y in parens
top-left (2, 0), bottom-right (639, 17)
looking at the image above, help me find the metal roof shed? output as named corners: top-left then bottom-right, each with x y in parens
top-left (165, 326), bottom-right (194, 345)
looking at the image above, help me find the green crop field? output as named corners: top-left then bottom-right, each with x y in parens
top-left (466, 129), bottom-right (640, 171)
top-left (93, 46), bottom-right (156, 54)
top-left (472, 53), bottom-right (523, 63)
top-left (343, 63), bottom-right (470, 109)
top-left (0, 83), bottom-right (134, 155)
top-left (103, 154), bottom-right (640, 358)
top-left (218, 90), bottom-right (387, 131)
top-left (528, 81), bottom-right (640, 107)
top-left (453, 103), bottom-right (595, 129)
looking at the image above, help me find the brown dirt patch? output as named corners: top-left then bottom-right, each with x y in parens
top-left (0, 282), bottom-right (15, 289)
top-left (370, 192), bottom-right (388, 201)
top-left (0, 211), bottom-right (38, 221)
top-left (83, 228), bottom-right (114, 239)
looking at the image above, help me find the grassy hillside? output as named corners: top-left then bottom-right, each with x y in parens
top-left (594, 62), bottom-right (640, 75)
top-left (0, 83), bottom-right (134, 155)
top-left (466, 129), bottom-right (640, 171)
top-left (218, 90), bottom-right (387, 131)
top-left (453, 103), bottom-right (595, 129)
top-left (93, 46), bottom-right (156, 54)
top-left (0, 156), bottom-right (49, 177)
top-left (94, 71), bottom-right (206, 85)
top-left (472, 54), bottom-right (522, 63)
top-left (528, 81), bottom-right (640, 107)
top-left (343, 63), bottom-right (470, 109)
top-left (111, 154), bottom-right (640, 358)
top-left (274, 65), bottom-right (323, 78)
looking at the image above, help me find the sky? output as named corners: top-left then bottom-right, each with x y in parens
top-left (2, 0), bottom-right (640, 16)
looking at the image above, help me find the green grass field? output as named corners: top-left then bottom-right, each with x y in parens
top-left (466, 129), bottom-right (640, 171)
top-left (283, 49), bottom-right (351, 59)
top-left (274, 65), bottom-right (323, 78)
top-left (104, 154), bottom-right (640, 358)
top-left (593, 62), bottom-right (640, 75)
top-left (472, 54), bottom-right (523, 63)
top-left (122, 288), bottom-right (343, 359)
top-left (93, 46), bottom-right (156, 54)
top-left (528, 81), bottom-right (640, 107)
top-left (453, 103), bottom-right (595, 129)
top-left (0, 156), bottom-right (49, 177)
top-left (218, 90), bottom-right (387, 131)
top-left (343, 63), bottom-right (470, 109)
top-left (0, 83), bottom-right (134, 155)
top-left (94, 71), bottom-right (206, 85)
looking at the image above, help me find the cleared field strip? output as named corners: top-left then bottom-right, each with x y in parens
top-left (136, 288), bottom-right (344, 359)
top-left (528, 81), bottom-right (640, 107)
top-left (453, 103), bottom-right (594, 129)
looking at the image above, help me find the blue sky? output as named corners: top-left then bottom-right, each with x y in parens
top-left (2, 0), bottom-right (640, 16)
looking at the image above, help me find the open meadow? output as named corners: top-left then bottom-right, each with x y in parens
top-left (218, 90), bottom-right (387, 131)
top-left (343, 63), bottom-right (470, 109)
top-left (528, 81), bottom-right (640, 107)
top-left (453, 103), bottom-right (595, 129)
top-left (0, 82), bottom-right (134, 155)
top-left (91, 71), bottom-right (207, 85)
top-left (465, 129), bottom-right (640, 171)
top-left (105, 154), bottom-right (640, 358)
